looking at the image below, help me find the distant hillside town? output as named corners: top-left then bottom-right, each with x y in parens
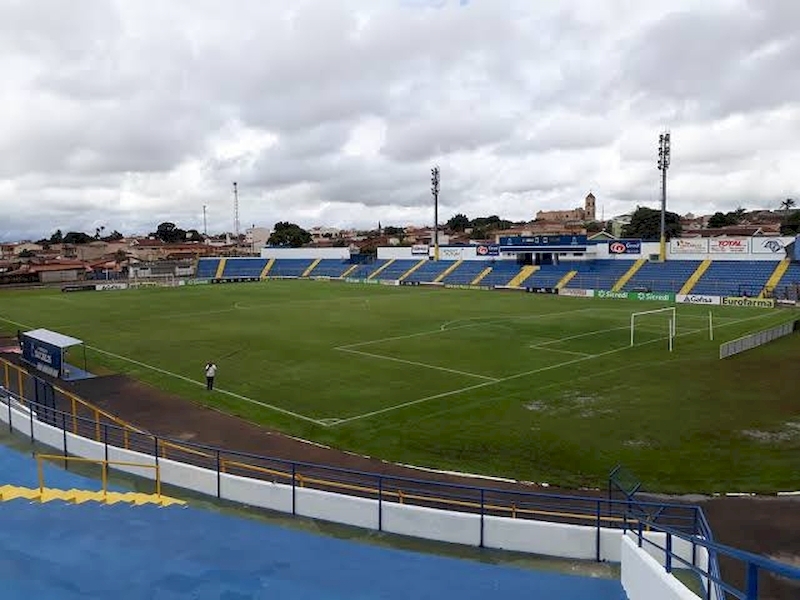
top-left (1, 194), bottom-right (797, 285)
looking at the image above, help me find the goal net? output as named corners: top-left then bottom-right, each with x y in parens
top-left (630, 307), bottom-right (676, 351)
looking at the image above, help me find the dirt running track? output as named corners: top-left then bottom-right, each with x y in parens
top-left (4, 352), bottom-right (798, 600)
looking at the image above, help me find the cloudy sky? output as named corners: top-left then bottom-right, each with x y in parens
top-left (1, 0), bottom-right (798, 241)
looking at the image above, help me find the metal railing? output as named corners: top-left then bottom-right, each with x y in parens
top-left (629, 517), bottom-right (800, 600)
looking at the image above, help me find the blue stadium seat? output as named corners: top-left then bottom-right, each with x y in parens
top-left (773, 263), bottom-right (800, 300)
top-left (691, 261), bottom-right (779, 297)
top-left (311, 259), bottom-right (353, 278)
top-left (519, 264), bottom-right (575, 288)
top-left (374, 260), bottom-right (423, 280)
top-left (195, 258), bottom-right (220, 279)
top-left (222, 258), bottom-right (267, 279)
top-left (622, 261), bottom-right (702, 293)
top-left (269, 259), bottom-right (315, 277)
top-left (405, 260), bottom-right (451, 283)
top-left (563, 260), bottom-right (635, 290)
top-left (479, 262), bottom-right (524, 287)
top-left (441, 261), bottom-right (492, 285)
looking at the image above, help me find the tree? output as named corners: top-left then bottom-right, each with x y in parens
top-left (62, 231), bottom-right (93, 244)
top-left (102, 230), bottom-right (124, 242)
top-left (585, 221), bottom-right (603, 233)
top-left (780, 211), bottom-right (800, 235)
top-left (446, 213), bottom-right (470, 232)
top-left (151, 222), bottom-right (187, 244)
top-left (49, 229), bottom-right (63, 244)
top-left (383, 226), bottom-right (405, 236)
top-left (708, 208), bottom-right (747, 228)
top-left (780, 198), bottom-right (796, 213)
top-left (267, 222), bottom-right (312, 248)
top-left (113, 249), bottom-right (128, 263)
top-left (622, 207), bottom-right (682, 240)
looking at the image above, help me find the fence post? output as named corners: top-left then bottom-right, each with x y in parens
top-left (154, 436), bottom-right (160, 470)
top-left (103, 424), bottom-right (109, 463)
top-left (479, 488), bottom-right (485, 548)
top-left (637, 521), bottom-right (643, 548)
top-left (595, 501), bottom-right (601, 561)
top-left (291, 463), bottom-right (297, 516)
top-left (29, 397), bottom-right (34, 443)
top-left (378, 476), bottom-right (383, 532)
top-left (665, 532), bottom-right (673, 573)
top-left (745, 563), bottom-right (759, 600)
top-left (216, 449), bottom-right (221, 499)
top-left (8, 392), bottom-right (12, 432)
top-left (62, 412), bottom-right (68, 468)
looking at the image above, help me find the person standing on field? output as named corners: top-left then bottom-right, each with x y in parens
top-left (204, 361), bottom-right (217, 391)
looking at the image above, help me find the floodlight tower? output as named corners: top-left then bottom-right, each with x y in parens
top-left (202, 205), bottom-right (208, 237)
top-left (431, 166), bottom-right (440, 261)
top-left (233, 181), bottom-right (240, 241)
top-left (657, 132), bottom-right (671, 262)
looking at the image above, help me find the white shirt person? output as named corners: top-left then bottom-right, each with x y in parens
top-left (205, 362), bottom-right (217, 391)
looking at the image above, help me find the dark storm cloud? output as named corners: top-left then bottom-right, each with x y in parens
top-left (0, 0), bottom-right (798, 239)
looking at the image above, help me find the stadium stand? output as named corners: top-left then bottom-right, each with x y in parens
top-left (372, 259), bottom-right (423, 281)
top-left (563, 261), bottom-right (634, 290)
top-left (345, 259), bottom-right (389, 279)
top-left (310, 259), bottom-right (354, 278)
top-left (195, 258), bottom-right (220, 279)
top-left (480, 262), bottom-right (525, 287)
top-left (441, 261), bottom-right (492, 285)
top-left (621, 260), bottom-right (703, 293)
top-left (404, 259), bottom-right (450, 283)
top-left (221, 258), bottom-right (268, 279)
top-left (772, 261), bottom-right (800, 300)
top-left (519, 264), bottom-right (576, 289)
top-left (270, 259), bottom-right (315, 277)
top-left (691, 260), bottom-right (779, 297)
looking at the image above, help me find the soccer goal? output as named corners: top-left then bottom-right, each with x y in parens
top-left (630, 307), bottom-right (676, 351)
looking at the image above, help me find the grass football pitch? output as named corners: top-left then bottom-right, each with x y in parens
top-left (1, 280), bottom-right (798, 494)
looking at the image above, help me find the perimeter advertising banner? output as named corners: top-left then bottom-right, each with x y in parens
top-left (709, 238), bottom-right (750, 254)
top-left (558, 288), bottom-right (595, 298)
top-left (596, 290), bottom-right (675, 301)
top-left (676, 294), bottom-right (721, 305)
top-left (20, 336), bottom-right (61, 378)
top-left (722, 297), bottom-right (776, 308)
top-left (475, 244), bottom-right (500, 256)
top-left (608, 240), bottom-right (642, 255)
top-left (670, 238), bottom-right (709, 254)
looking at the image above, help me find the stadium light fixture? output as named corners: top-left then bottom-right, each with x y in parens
top-left (431, 166), bottom-right (440, 261)
top-left (657, 132), bottom-right (671, 262)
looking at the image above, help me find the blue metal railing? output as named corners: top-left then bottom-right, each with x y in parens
top-left (3, 387), bottom-right (799, 598)
top-left (629, 517), bottom-right (800, 600)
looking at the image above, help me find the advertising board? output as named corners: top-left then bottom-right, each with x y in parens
top-left (411, 244), bottom-right (430, 255)
top-left (629, 291), bottom-right (675, 302)
top-left (526, 287), bottom-right (557, 294)
top-left (21, 338), bottom-right (61, 378)
top-left (596, 290), bottom-right (628, 300)
top-left (676, 294), bottom-right (721, 305)
top-left (95, 282), bottom-right (129, 291)
top-left (751, 237), bottom-right (790, 255)
top-left (558, 288), bottom-right (595, 298)
top-left (722, 297), bottom-right (776, 308)
top-left (608, 240), bottom-right (642, 255)
top-left (709, 238), bottom-right (750, 254)
top-left (475, 244), bottom-right (500, 256)
top-left (670, 238), bottom-right (709, 254)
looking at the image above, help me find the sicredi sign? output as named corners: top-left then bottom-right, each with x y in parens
top-left (676, 294), bottom-right (721, 305)
top-left (596, 290), bottom-right (628, 300)
top-left (709, 238), bottom-right (750, 254)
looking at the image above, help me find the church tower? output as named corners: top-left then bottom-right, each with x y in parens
top-left (584, 192), bottom-right (596, 221)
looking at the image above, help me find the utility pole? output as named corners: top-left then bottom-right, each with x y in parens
top-left (202, 205), bottom-right (207, 237)
top-left (431, 166), bottom-right (440, 261)
top-left (233, 181), bottom-right (240, 242)
top-left (657, 132), bottom-right (671, 262)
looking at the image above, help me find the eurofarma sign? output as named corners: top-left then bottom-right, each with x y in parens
top-left (722, 297), bottom-right (776, 308)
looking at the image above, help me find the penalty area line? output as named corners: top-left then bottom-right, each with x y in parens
top-left (87, 346), bottom-right (327, 427)
top-left (334, 347), bottom-right (499, 381)
top-left (330, 310), bottom-right (778, 427)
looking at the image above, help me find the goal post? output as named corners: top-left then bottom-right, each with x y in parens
top-left (630, 307), bottom-right (677, 349)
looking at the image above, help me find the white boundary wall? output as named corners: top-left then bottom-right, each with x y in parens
top-left (260, 247), bottom-right (350, 259)
top-left (0, 393), bottom-right (706, 595)
top-left (622, 534), bottom-right (715, 600)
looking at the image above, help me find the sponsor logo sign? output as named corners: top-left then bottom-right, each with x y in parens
top-left (526, 287), bottom-right (557, 294)
top-left (186, 278), bottom-right (210, 285)
top-left (608, 240), bottom-right (642, 255)
top-left (722, 297), bottom-right (776, 308)
top-left (21, 338), bottom-right (61, 378)
top-left (440, 248), bottom-right (463, 259)
top-left (558, 288), bottom-right (596, 298)
top-left (709, 238), bottom-right (750, 254)
top-left (95, 283), bottom-right (128, 291)
top-left (411, 244), bottom-right (430, 255)
top-left (629, 291), bottom-right (676, 302)
top-left (751, 238), bottom-right (790, 254)
top-left (597, 290), bottom-right (628, 300)
top-left (670, 238), bottom-right (709, 254)
top-left (476, 244), bottom-right (500, 256)
top-left (443, 284), bottom-right (490, 291)
top-left (676, 294), bottom-right (721, 305)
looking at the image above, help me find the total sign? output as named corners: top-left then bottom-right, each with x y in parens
top-left (709, 238), bottom-right (750, 254)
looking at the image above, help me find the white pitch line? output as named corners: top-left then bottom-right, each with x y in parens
top-left (85, 346), bottom-right (326, 426)
top-left (335, 347), bottom-right (499, 381)
top-left (329, 310), bottom-right (779, 427)
top-left (529, 346), bottom-right (593, 357)
top-left (533, 325), bottom-right (628, 347)
top-left (438, 307), bottom-right (597, 332)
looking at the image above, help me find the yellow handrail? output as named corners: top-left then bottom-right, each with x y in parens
top-left (36, 453), bottom-right (162, 499)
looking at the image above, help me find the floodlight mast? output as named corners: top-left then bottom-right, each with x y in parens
top-left (431, 166), bottom-right (440, 261)
top-left (657, 132), bottom-right (671, 262)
